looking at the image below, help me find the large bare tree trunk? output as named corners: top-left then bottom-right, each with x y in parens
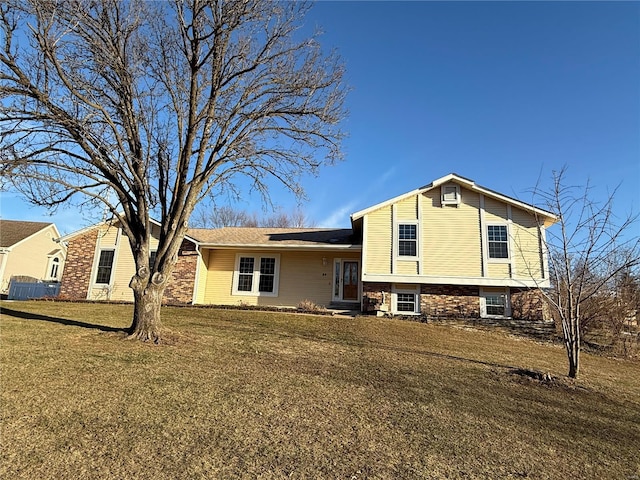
top-left (129, 285), bottom-right (164, 343)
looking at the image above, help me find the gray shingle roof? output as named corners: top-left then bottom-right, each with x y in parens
top-left (0, 220), bottom-right (53, 248)
top-left (187, 227), bottom-right (359, 247)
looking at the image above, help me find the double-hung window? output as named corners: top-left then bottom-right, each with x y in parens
top-left (487, 225), bottom-right (509, 259)
top-left (485, 295), bottom-right (506, 316)
top-left (398, 223), bottom-right (418, 258)
top-left (233, 254), bottom-right (280, 296)
top-left (392, 285), bottom-right (420, 314)
top-left (396, 293), bottom-right (417, 312)
top-left (95, 250), bottom-right (115, 284)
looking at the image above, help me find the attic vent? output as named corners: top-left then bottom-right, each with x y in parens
top-left (441, 184), bottom-right (460, 206)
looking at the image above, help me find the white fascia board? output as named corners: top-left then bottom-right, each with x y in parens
top-left (199, 243), bottom-right (361, 251)
top-left (349, 172), bottom-right (557, 225)
top-left (350, 187), bottom-right (425, 221)
top-left (362, 273), bottom-right (550, 289)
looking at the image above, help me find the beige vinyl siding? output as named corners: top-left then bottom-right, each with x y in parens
top-left (511, 207), bottom-right (543, 279)
top-left (202, 249), bottom-right (359, 308)
top-left (395, 195), bottom-right (418, 220)
top-left (365, 207), bottom-right (392, 275)
top-left (109, 235), bottom-right (135, 301)
top-left (487, 263), bottom-right (510, 278)
top-left (194, 249), bottom-right (209, 304)
top-left (202, 249), bottom-right (235, 303)
top-left (484, 197), bottom-right (508, 222)
top-left (421, 188), bottom-right (482, 277)
top-left (98, 226), bottom-right (120, 245)
top-left (88, 225), bottom-right (162, 302)
top-left (396, 261), bottom-right (418, 275)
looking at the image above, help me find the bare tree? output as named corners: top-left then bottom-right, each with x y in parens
top-left (532, 168), bottom-right (639, 378)
top-left (192, 205), bottom-right (314, 228)
top-left (0, 0), bottom-right (346, 342)
top-left (192, 205), bottom-right (257, 228)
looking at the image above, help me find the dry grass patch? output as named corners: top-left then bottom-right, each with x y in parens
top-left (1, 301), bottom-right (639, 479)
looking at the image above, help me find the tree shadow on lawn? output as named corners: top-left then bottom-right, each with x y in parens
top-left (0, 306), bottom-right (127, 333)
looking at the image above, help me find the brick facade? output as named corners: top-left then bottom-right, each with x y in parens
top-left (363, 282), bottom-right (545, 321)
top-left (163, 239), bottom-right (198, 304)
top-left (58, 228), bottom-right (98, 300)
top-left (362, 282), bottom-right (392, 313)
top-left (59, 228), bottom-right (197, 304)
top-left (510, 288), bottom-right (546, 321)
top-left (420, 284), bottom-right (480, 318)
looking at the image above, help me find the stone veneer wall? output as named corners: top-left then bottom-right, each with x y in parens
top-left (163, 239), bottom-right (198, 304)
top-left (420, 284), bottom-right (480, 318)
top-left (510, 288), bottom-right (546, 321)
top-left (58, 228), bottom-right (99, 300)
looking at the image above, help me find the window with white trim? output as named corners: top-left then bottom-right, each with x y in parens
top-left (392, 285), bottom-right (421, 314)
top-left (233, 254), bottom-right (280, 296)
top-left (95, 250), bottom-right (115, 284)
top-left (49, 257), bottom-right (60, 280)
top-left (487, 225), bottom-right (509, 259)
top-left (398, 223), bottom-right (418, 257)
top-left (441, 184), bottom-right (460, 206)
top-left (396, 293), bottom-right (417, 312)
top-left (485, 294), bottom-right (506, 316)
top-left (480, 289), bottom-right (510, 318)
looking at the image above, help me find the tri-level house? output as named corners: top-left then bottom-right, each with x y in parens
top-left (58, 174), bottom-right (557, 320)
top-left (352, 173), bottom-right (557, 320)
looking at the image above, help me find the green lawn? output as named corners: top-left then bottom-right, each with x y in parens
top-left (1, 301), bottom-right (639, 479)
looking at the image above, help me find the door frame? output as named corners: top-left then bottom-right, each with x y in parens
top-left (332, 258), bottom-right (361, 303)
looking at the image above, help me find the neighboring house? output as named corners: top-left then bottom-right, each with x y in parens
top-left (0, 220), bottom-right (66, 295)
top-left (58, 173), bottom-right (558, 320)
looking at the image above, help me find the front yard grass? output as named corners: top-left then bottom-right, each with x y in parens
top-left (1, 301), bottom-right (639, 479)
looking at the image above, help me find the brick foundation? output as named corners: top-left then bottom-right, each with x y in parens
top-left (420, 284), bottom-right (480, 318)
top-left (510, 288), bottom-right (546, 321)
top-left (58, 227), bottom-right (99, 300)
top-left (362, 282), bottom-right (392, 313)
top-left (362, 282), bottom-right (546, 321)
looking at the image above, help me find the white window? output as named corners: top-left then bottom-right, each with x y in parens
top-left (397, 223), bottom-right (418, 258)
top-left (397, 293), bottom-right (417, 312)
top-left (487, 225), bottom-right (509, 259)
top-left (95, 250), bottom-right (115, 284)
top-left (48, 257), bottom-right (60, 280)
top-left (441, 183), bottom-right (460, 206)
top-left (392, 285), bottom-right (421, 314)
top-left (233, 254), bottom-right (280, 296)
top-left (480, 288), bottom-right (511, 318)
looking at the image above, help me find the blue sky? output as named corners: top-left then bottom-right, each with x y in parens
top-left (1, 1), bottom-right (639, 234)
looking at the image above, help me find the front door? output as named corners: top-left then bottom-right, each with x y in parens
top-left (342, 261), bottom-right (358, 301)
